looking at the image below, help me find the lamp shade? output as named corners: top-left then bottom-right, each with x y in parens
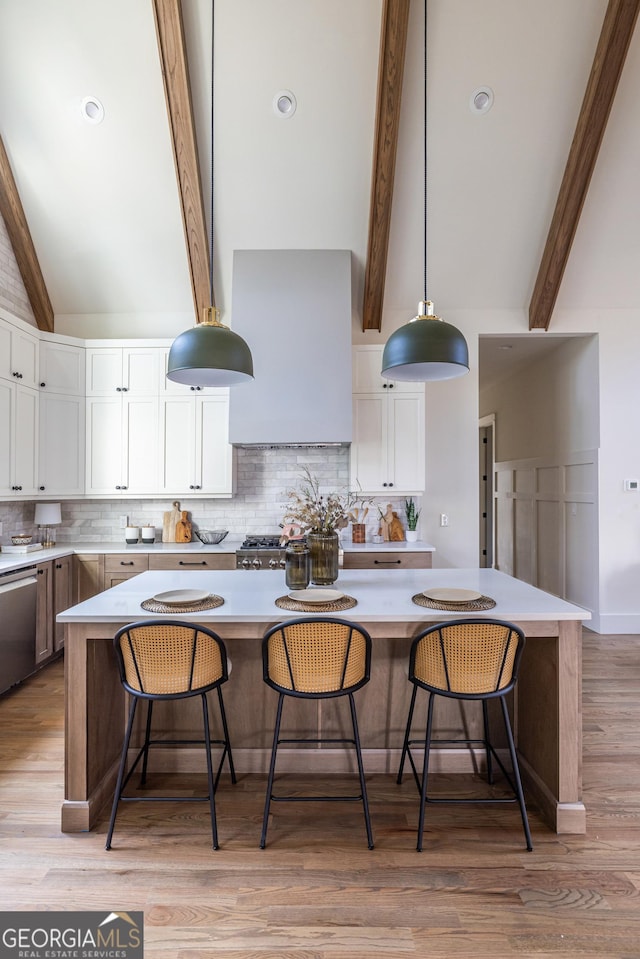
top-left (34, 502), bottom-right (62, 526)
top-left (382, 302), bottom-right (469, 382)
top-left (167, 322), bottom-right (254, 387)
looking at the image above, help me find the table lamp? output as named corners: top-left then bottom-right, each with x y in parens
top-left (34, 502), bottom-right (62, 548)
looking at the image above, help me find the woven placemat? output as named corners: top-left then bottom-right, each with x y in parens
top-left (275, 594), bottom-right (357, 613)
top-left (140, 594), bottom-right (224, 614)
top-left (412, 593), bottom-right (496, 612)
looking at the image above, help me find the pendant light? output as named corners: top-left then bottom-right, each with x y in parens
top-left (167, 1), bottom-right (253, 387)
top-left (381, 0), bottom-right (468, 382)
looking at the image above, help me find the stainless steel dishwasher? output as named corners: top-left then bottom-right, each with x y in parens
top-left (0, 564), bottom-right (38, 695)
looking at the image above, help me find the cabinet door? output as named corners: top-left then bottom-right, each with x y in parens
top-left (197, 394), bottom-right (233, 495)
top-left (86, 348), bottom-right (123, 395)
top-left (158, 395), bottom-right (197, 493)
top-left (86, 396), bottom-right (124, 493)
top-left (10, 327), bottom-right (39, 390)
top-left (0, 380), bottom-right (13, 495)
top-left (122, 395), bottom-right (159, 493)
top-left (350, 394), bottom-right (388, 493)
top-left (123, 348), bottom-right (161, 394)
top-left (39, 340), bottom-right (85, 395)
top-left (35, 561), bottom-right (53, 665)
top-left (387, 392), bottom-right (425, 493)
top-left (353, 345), bottom-right (420, 394)
top-left (53, 555), bottom-right (72, 652)
top-left (73, 554), bottom-right (105, 603)
top-left (39, 394), bottom-right (85, 495)
top-left (14, 385), bottom-right (39, 495)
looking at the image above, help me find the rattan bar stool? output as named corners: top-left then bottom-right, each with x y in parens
top-left (397, 618), bottom-right (533, 852)
top-left (260, 616), bottom-right (374, 849)
top-left (105, 619), bottom-right (236, 850)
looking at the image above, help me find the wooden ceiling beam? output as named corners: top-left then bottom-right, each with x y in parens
top-left (152, 0), bottom-right (211, 320)
top-left (529, 0), bottom-right (640, 330)
top-left (0, 135), bottom-right (54, 333)
top-left (362, 0), bottom-right (410, 331)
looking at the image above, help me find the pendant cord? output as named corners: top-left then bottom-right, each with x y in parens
top-left (209, 0), bottom-right (215, 306)
top-left (423, 0), bottom-right (428, 304)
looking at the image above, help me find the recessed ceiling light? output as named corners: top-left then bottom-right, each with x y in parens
top-left (81, 96), bottom-right (105, 124)
top-left (470, 86), bottom-right (494, 115)
top-left (273, 90), bottom-right (297, 118)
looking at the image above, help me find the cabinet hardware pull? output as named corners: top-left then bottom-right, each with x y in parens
top-left (38, 569), bottom-right (44, 575)
top-left (388, 482), bottom-right (394, 487)
top-left (39, 486), bottom-right (45, 491)
top-left (382, 482), bottom-right (388, 487)
top-left (115, 486), bottom-right (121, 490)
top-left (122, 387), bottom-right (128, 391)
top-left (374, 559), bottom-right (402, 565)
top-left (120, 561), bottom-right (134, 566)
top-left (40, 382), bottom-right (46, 388)
top-left (179, 561), bottom-right (207, 566)
top-left (56, 564), bottom-right (62, 569)
top-left (388, 383), bottom-right (394, 388)
top-left (116, 387), bottom-right (122, 392)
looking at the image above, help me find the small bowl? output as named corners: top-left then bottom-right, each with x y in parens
top-left (194, 529), bottom-right (228, 545)
top-left (11, 534), bottom-right (32, 546)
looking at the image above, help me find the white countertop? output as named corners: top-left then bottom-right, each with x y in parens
top-left (57, 567), bottom-right (590, 625)
top-left (0, 538), bottom-right (435, 574)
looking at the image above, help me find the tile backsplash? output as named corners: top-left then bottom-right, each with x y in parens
top-left (1, 448), bottom-right (413, 545)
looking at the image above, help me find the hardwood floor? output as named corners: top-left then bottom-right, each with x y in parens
top-left (1, 629), bottom-right (639, 958)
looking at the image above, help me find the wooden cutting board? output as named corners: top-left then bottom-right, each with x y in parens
top-left (175, 510), bottom-right (192, 543)
top-left (162, 501), bottom-right (182, 543)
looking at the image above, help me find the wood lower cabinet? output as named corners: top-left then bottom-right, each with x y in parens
top-left (73, 553), bottom-right (105, 603)
top-left (148, 553), bottom-right (235, 571)
top-left (53, 554), bottom-right (72, 652)
top-left (104, 553), bottom-right (149, 589)
top-left (342, 550), bottom-right (432, 570)
top-left (35, 561), bottom-right (53, 665)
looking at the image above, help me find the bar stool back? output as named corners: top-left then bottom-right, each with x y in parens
top-left (261, 616), bottom-right (373, 849)
top-left (105, 619), bottom-right (236, 850)
top-left (397, 618), bottom-right (532, 852)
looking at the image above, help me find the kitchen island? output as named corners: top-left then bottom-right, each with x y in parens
top-left (58, 567), bottom-right (589, 835)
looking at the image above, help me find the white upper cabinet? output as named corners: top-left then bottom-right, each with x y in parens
top-left (352, 345), bottom-right (421, 394)
top-left (39, 393), bottom-right (85, 496)
top-left (158, 392), bottom-right (233, 497)
top-left (0, 382), bottom-right (39, 496)
top-left (350, 346), bottom-right (425, 495)
top-left (39, 339), bottom-right (85, 395)
top-left (86, 394), bottom-right (159, 496)
top-left (86, 347), bottom-right (160, 395)
top-left (0, 319), bottom-right (39, 390)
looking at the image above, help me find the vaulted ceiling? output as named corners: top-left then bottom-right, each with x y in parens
top-left (0, 0), bottom-right (639, 358)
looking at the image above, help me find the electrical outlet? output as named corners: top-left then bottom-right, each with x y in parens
top-left (440, 513), bottom-right (449, 527)
top-left (119, 515), bottom-right (128, 528)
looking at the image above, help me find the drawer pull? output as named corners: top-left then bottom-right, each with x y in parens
top-left (374, 559), bottom-right (402, 565)
top-left (179, 560), bottom-right (207, 566)
top-left (120, 561), bottom-right (135, 566)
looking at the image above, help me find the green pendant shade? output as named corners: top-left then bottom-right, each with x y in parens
top-left (382, 301), bottom-right (469, 382)
top-left (167, 311), bottom-right (254, 387)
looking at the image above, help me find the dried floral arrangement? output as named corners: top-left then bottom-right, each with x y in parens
top-left (284, 467), bottom-right (369, 533)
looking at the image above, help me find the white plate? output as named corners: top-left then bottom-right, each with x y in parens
top-left (287, 588), bottom-right (344, 603)
top-left (422, 587), bottom-right (482, 603)
top-left (152, 589), bottom-right (210, 605)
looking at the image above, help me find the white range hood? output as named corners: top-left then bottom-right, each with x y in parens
top-left (228, 250), bottom-right (352, 447)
